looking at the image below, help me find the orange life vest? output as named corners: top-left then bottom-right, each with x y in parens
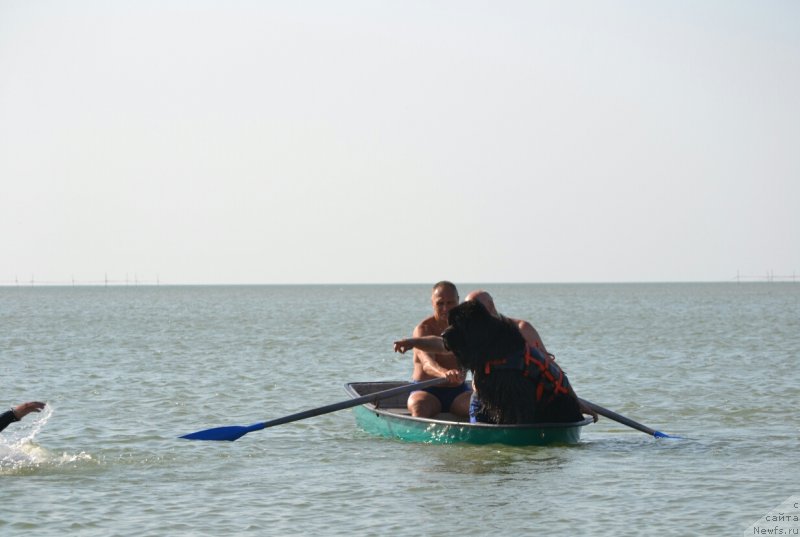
top-left (483, 346), bottom-right (571, 403)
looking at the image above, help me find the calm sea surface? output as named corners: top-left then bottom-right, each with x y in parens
top-left (1, 283), bottom-right (798, 536)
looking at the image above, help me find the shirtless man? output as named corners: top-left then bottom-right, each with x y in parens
top-left (405, 281), bottom-right (471, 418)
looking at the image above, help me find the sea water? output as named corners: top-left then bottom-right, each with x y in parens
top-left (1, 283), bottom-right (798, 536)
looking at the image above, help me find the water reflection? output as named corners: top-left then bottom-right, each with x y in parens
top-left (418, 442), bottom-right (575, 476)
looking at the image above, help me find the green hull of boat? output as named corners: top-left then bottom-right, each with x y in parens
top-left (347, 381), bottom-right (592, 446)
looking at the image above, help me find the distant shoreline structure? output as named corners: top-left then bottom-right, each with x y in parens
top-left (0, 274), bottom-right (160, 287)
top-left (734, 270), bottom-right (798, 283)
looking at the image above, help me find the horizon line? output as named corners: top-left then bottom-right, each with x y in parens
top-left (1, 278), bottom-right (798, 287)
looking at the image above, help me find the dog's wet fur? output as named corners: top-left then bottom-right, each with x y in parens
top-left (443, 300), bottom-right (583, 424)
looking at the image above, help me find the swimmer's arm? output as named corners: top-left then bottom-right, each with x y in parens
top-left (0, 401), bottom-right (45, 433)
top-left (13, 401), bottom-right (46, 419)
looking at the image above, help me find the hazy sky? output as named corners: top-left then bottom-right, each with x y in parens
top-left (1, 1), bottom-right (798, 284)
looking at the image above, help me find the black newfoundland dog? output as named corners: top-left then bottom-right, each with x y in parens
top-left (442, 300), bottom-right (584, 424)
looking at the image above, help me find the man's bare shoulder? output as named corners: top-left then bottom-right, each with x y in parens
top-left (414, 316), bottom-right (444, 337)
top-left (518, 318), bottom-right (535, 331)
top-left (512, 318), bottom-right (547, 351)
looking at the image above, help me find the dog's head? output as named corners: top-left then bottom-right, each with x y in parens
top-left (441, 300), bottom-right (524, 372)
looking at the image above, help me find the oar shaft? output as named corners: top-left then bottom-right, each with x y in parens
top-left (579, 398), bottom-right (667, 437)
top-left (181, 377), bottom-right (448, 441)
top-left (255, 377), bottom-right (447, 431)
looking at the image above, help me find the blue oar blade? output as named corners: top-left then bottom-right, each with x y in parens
top-left (180, 423), bottom-right (261, 441)
top-left (180, 378), bottom-right (447, 443)
top-left (653, 430), bottom-right (682, 439)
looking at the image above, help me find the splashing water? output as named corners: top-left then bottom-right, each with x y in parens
top-left (0, 405), bottom-right (92, 473)
top-left (6, 404), bottom-right (53, 445)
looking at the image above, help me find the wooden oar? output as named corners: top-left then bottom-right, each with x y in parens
top-left (181, 377), bottom-right (447, 442)
top-left (579, 398), bottom-right (680, 439)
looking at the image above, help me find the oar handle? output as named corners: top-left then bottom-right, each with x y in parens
top-left (253, 377), bottom-right (448, 431)
top-left (579, 398), bottom-right (675, 438)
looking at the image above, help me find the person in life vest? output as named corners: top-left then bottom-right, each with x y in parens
top-left (395, 300), bottom-right (595, 424)
top-left (0, 401), bottom-right (46, 433)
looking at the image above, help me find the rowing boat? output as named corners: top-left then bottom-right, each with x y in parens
top-left (345, 381), bottom-right (593, 446)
